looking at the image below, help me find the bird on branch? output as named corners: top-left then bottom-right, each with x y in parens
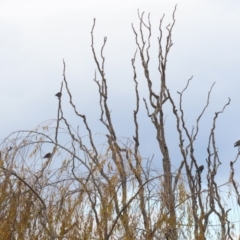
top-left (7, 146), bottom-right (12, 152)
top-left (43, 153), bottom-right (51, 159)
top-left (196, 165), bottom-right (204, 173)
top-left (55, 92), bottom-right (62, 98)
top-left (234, 140), bottom-right (240, 147)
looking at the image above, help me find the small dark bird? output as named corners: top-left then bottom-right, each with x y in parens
top-left (43, 153), bottom-right (51, 158)
top-left (55, 92), bottom-right (62, 98)
top-left (7, 146), bottom-right (12, 152)
top-left (196, 165), bottom-right (204, 173)
top-left (234, 140), bottom-right (240, 147)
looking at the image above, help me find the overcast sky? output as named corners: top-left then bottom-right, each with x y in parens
top-left (1, 0), bottom-right (240, 185)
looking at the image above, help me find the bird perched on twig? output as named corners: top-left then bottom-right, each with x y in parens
top-left (43, 153), bottom-right (51, 158)
top-left (55, 92), bottom-right (62, 98)
top-left (234, 140), bottom-right (240, 147)
top-left (7, 146), bottom-right (12, 152)
top-left (196, 165), bottom-right (204, 173)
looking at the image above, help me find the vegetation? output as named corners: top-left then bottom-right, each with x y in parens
top-left (0, 7), bottom-right (239, 240)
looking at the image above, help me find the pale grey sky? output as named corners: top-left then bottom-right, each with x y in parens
top-left (1, 0), bottom-right (240, 182)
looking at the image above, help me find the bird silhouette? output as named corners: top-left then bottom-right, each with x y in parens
top-left (55, 92), bottom-right (62, 98)
top-left (234, 140), bottom-right (240, 147)
top-left (196, 165), bottom-right (204, 173)
top-left (7, 146), bottom-right (12, 152)
top-left (43, 153), bottom-right (51, 158)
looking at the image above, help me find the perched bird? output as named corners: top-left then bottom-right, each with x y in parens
top-left (7, 146), bottom-right (12, 152)
top-left (234, 140), bottom-right (240, 147)
top-left (55, 92), bottom-right (62, 98)
top-left (43, 153), bottom-right (51, 159)
top-left (196, 165), bottom-right (204, 173)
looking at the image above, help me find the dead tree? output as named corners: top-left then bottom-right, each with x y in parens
top-left (0, 6), bottom-right (238, 240)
